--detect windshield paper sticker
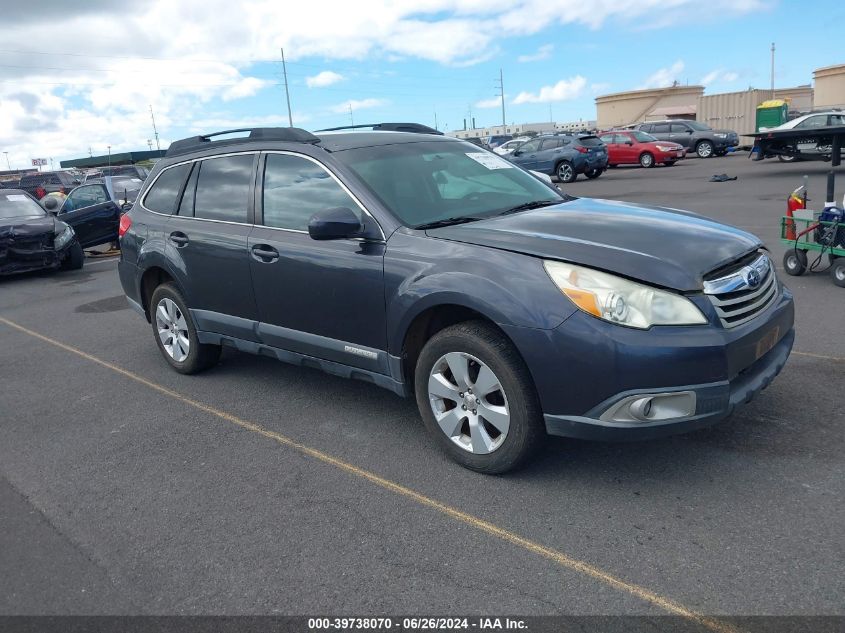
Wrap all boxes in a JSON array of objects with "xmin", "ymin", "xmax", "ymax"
[
  {"xmin": 5, "ymin": 195, "xmax": 28, "ymax": 201},
  {"xmin": 465, "ymin": 152, "xmax": 514, "ymax": 170}
]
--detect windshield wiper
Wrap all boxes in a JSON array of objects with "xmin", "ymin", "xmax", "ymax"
[
  {"xmin": 414, "ymin": 216, "xmax": 486, "ymax": 230},
  {"xmin": 495, "ymin": 199, "xmax": 560, "ymax": 216}
]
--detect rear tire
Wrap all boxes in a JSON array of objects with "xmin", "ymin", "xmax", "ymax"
[
  {"xmin": 414, "ymin": 321, "xmax": 544, "ymax": 474},
  {"xmin": 556, "ymin": 161, "xmax": 576, "ymax": 183},
  {"xmin": 778, "ymin": 155, "xmax": 797, "ymax": 163},
  {"xmin": 150, "ymin": 283, "xmax": 221, "ymax": 374},
  {"xmin": 696, "ymin": 140, "xmax": 714, "ymax": 158},
  {"xmin": 639, "ymin": 152, "xmax": 655, "ymax": 168},
  {"xmin": 832, "ymin": 261, "xmax": 845, "ymax": 288},
  {"xmin": 783, "ymin": 250, "xmax": 807, "ymax": 276},
  {"xmin": 61, "ymin": 241, "xmax": 84, "ymax": 270}
]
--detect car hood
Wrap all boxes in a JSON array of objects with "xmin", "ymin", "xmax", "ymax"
[
  {"xmin": 425, "ymin": 198, "xmax": 762, "ymax": 291},
  {"xmin": 0, "ymin": 215, "xmax": 61, "ymax": 241},
  {"xmin": 647, "ymin": 141, "xmax": 683, "ymax": 149}
]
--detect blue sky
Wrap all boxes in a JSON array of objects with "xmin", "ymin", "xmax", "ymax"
[{"xmin": 1, "ymin": 0, "xmax": 843, "ymax": 165}]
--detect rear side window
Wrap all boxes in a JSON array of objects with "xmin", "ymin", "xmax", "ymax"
[
  {"xmin": 639, "ymin": 124, "xmax": 652, "ymax": 133},
  {"xmin": 262, "ymin": 153, "xmax": 360, "ymax": 231},
  {"xmin": 651, "ymin": 123, "xmax": 670, "ymax": 133},
  {"xmin": 194, "ymin": 154, "xmax": 254, "ymax": 223},
  {"xmin": 670, "ymin": 123, "xmax": 689, "ymax": 133},
  {"xmin": 540, "ymin": 138, "xmax": 564, "ymax": 150},
  {"xmin": 143, "ymin": 163, "xmax": 191, "ymax": 214}
]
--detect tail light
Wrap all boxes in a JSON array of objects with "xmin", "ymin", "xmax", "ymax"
[
  {"xmin": 118, "ymin": 214, "xmax": 132, "ymax": 238},
  {"xmin": 574, "ymin": 146, "xmax": 588, "ymax": 154}
]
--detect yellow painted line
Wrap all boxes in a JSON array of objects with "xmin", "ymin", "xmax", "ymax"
[
  {"xmin": 792, "ymin": 350, "xmax": 844, "ymax": 362},
  {"xmin": 0, "ymin": 315, "xmax": 739, "ymax": 633}
]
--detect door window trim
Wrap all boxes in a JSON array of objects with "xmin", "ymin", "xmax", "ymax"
[
  {"xmin": 258, "ymin": 150, "xmax": 385, "ymax": 240},
  {"xmin": 139, "ymin": 151, "xmax": 258, "ymax": 227}
]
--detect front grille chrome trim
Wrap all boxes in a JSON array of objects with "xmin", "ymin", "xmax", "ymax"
[{"xmin": 704, "ymin": 253, "xmax": 780, "ymax": 328}]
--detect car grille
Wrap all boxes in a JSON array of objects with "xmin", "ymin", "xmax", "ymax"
[{"xmin": 703, "ymin": 252, "xmax": 779, "ymax": 328}]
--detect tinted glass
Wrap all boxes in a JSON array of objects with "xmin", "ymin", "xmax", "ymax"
[
  {"xmin": 177, "ymin": 163, "xmax": 199, "ymax": 216},
  {"xmin": 517, "ymin": 139, "xmax": 541, "ymax": 153},
  {"xmin": 651, "ymin": 123, "xmax": 670, "ymax": 133},
  {"xmin": 194, "ymin": 155, "xmax": 254, "ymax": 222},
  {"xmin": 540, "ymin": 138, "xmax": 563, "ymax": 150},
  {"xmin": 670, "ymin": 123, "xmax": 689, "ymax": 133},
  {"xmin": 262, "ymin": 154, "xmax": 359, "ymax": 231},
  {"xmin": 64, "ymin": 185, "xmax": 108, "ymax": 212},
  {"xmin": 577, "ymin": 136, "xmax": 603, "ymax": 147},
  {"xmin": 632, "ymin": 131, "xmax": 657, "ymax": 142},
  {"xmin": 335, "ymin": 140, "xmax": 563, "ymax": 227},
  {"xmin": 0, "ymin": 192, "xmax": 45, "ymax": 219},
  {"xmin": 143, "ymin": 163, "xmax": 191, "ymax": 214}
]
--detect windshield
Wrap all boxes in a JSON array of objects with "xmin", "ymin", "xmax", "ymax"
[
  {"xmin": 110, "ymin": 177, "xmax": 144, "ymax": 200},
  {"xmin": 0, "ymin": 192, "xmax": 46, "ymax": 220},
  {"xmin": 631, "ymin": 131, "xmax": 657, "ymax": 142},
  {"xmin": 335, "ymin": 140, "xmax": 564, "ymax": 227},
  {"xmin": 686, "ymin": 121, "xmax": 711, "ymax": 131}
]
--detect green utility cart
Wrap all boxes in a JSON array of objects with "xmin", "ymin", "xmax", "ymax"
[{"xmin": 781, "ymin": 215, "xmax": 845, "ymax": 286}]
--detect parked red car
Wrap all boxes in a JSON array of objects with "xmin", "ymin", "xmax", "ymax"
[{"xmin": 599, "ymin": 130, "xmax": 685, "ymax": 168}]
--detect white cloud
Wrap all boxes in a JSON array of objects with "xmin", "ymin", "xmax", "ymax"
[
  {"xmin": 517, "ymin": 44, "xmax": 553, "ymax": 63},
  {"xmin": 476, "ymin": 96, "xmax": 504, "ymax": 108},
  {"xmin": 306, "ymin": 71, "xmax": 344, "ymax": 88},
  {"xmin": 512, "ymin": 76, "xmax": 587, "ymax": 104},
  {"xmin": 0, "ymin": 1, "xmax": 769, "ymax": 165},
  {"xmin": 700, "ymin": 69, "xmax": 740, "ymax": 85},
  {"xmin": 329, "ymin": 98, "xmax": 389, "ymax": 114},
  {"xmin": 638, "ymin": 60, "xmax": 685, "ymax": 89}
]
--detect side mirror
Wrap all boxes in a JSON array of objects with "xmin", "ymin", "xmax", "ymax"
[
  {"xmin": 625, "ymin": 141, "xmax": 633, "ymax": 146},
  {"xmin": 308, "ymin": 207, "xmax": 363, "ymax": 241},
  {"xmin": 42, "ymin": 196, "xmax": 59, "ymax": 213},
  {"xmin": 686, "ymin": 129, "xmax": 693, "ymax": 134},
  {"xmin": 512, "ymin": 150, "xmax": 523, "ymax": 156}
]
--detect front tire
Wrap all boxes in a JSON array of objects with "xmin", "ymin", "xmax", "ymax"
[
  {"xmin": 61, "ymin": 241, "xmax": 84, "ymax": 270},
  {"xmin": 639, "ymin": 152, "xmax": 655, "ymax": 168},
  {"xmin": 414, "ymin": 321, "xmax": 544, "ymax": 474},
  {"xmin": 150, "ymin": 283, "xmax": 221, "ymax": 374},
  {"xmin": 556, "ymin": 161, "xmax": 576, "ymax": 183},
  {"xmin": 783, "ymin": 250, "xmax": 807, "ymax": 276},
  {"xmin": 696, "ymin": 140, "xmax": 714, "ymax": 158}
]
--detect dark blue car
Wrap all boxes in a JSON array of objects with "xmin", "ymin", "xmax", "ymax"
[
  {"xmin": 507, "ymin": 133, "xmax": 608, "ymax": 183},
  {"xmin": 118, "ymin": 125, "xmax": 793, "ymax": 473}
]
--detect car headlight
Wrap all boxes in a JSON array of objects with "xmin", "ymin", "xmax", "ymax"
[
  {"xmin": 655, "ymin": 145, "xmax": 676, "ymax": 152},
  {"xmin": 543, "ymin": 260, "xmax": 707, "ymax": 329},
  {"xmin": 714, "ymin": 133, "xmax": 728, "ymax": 138},
  {"xmin": 54, "ymin": 225, "xmax": 75, "ymax": 249}
]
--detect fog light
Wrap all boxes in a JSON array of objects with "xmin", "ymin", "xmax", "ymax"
[
  {"xmin": 629, "ymin": 397, "xmax": 654, "ymax": 421},
  {"xmin": 599, "ymin": 391, "xmax": 696, "ymax": 424}
]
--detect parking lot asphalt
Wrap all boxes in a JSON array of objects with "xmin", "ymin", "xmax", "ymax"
[{"xmin": 0, "ymin": 154, "xmax": 843, "ymax": 625}]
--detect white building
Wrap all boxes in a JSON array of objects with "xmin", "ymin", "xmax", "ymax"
[{"xmin": 448, "ymin": 120, "xmax": 597, "ymax": 139}]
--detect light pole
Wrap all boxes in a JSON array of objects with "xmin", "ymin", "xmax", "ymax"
[
  {"xmin": 147, "ymin": 139, "xmax": 153, "ymax": 150},
  {"xmin": 107, "ymin": 145, "xmax": 111, "ymax": 170},
  {"xmin": 2, "ymin": 152, "xmax": 9, "ymax": 171}
]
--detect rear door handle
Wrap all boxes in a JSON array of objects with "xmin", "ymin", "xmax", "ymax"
[
  {"xmin": 251, "ymin": 244, "xmax": 279, "ymax": 263},
  {"xmin": 169, "ymin": 231, "xmax": 189, "ymax": 247}
]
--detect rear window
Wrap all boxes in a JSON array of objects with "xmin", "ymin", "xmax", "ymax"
[
  {"xmin": 143, "ymin": 163, "xmax": 191, "ymax": 214},
  {"xmin": 193, "ymin": 154, "xmax": 254, "ymax": 223},
  {"xmin": 577, "ymin": 136, "xmax": 604, "ymax": 147}
]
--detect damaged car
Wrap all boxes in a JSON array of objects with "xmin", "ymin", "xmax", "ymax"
[{"xmin": 0, "ymin": 189, "xmax": 84, "ymax": 276}]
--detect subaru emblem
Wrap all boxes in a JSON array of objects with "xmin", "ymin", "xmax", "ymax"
[{"xmin": 743, "ymin": 266, "xmax": 761, "ymax": 289}]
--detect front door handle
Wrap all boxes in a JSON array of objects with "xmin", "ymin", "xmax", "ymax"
[
  {"xmin": 251, "ymin": 244, "xmax": 279, "ymax": 263},
  {"xmin": 169, "ymin": 231, "xmax": 189, "ymax": 247}
]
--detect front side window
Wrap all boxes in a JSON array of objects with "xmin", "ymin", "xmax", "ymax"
[
  {"xmin": 670, "ymin": 123, "xmax": 689, "ymax": 133},
  {"xmin": 599, "ymin": 134, "xmax": 615, "ymax": 144},
  {"xmin": 794, "ymin": 115, "xmax": 826, "ymax": 129},
  {"xmin": 262, "ymin": 154, "xmax": 360, "ymax": 231},
  {"xmin": 143, "ymin": 163, "xmax": 191, "ymax": 214},
  {"xmin": 517, "ymin": 139, "xmax": 541, "ymax": 153},
  {"xmin": 335, "ymin": 140, "xmax": 564, "ymax": 227},
  {"xmin": 63, "ymin": 184, "xmax": 108, "ymax": 212},
  {"xmin": 194, "ymin": 154, "xmax": 254, "ymax": 223}
]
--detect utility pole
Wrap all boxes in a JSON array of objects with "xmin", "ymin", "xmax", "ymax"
[
  {"xmin": 496, "ymin": 68, "xmax": 506, "ymax": 128},
  {"xmin": 770, "ymin": 42, "xmax": 776, "ymax": 99},
  {"xmin": 149, "ymin": 105, "xmax": 160, "ymax": 151},
  {"xmin": 348, "ymin": 103, "xmax": 354, "ymax": 126},
  {"xmin": 281, "ymin": 48, "xmax": 293, "ymax": 127},
  {"xmin": 88, "ymin": 146, "xmax": 92, "ymax": 157},
  {"xmin": 434, "ymin": 111, "xmax": 438, "ymax": 131},
  {"xmin": 3, "ymin": 152, "xmax": 9, "ymax": 170},
  {"xmin": 107, "ymin": 145, "xmax": 111, "ymax": 169}
]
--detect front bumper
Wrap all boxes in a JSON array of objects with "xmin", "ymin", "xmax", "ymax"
[
  {"xmin": 501, "ymin": 286, "xmax": 794, "ymax": 441},
  {"xmin": 0, "ymin": 236, "xmax": 76, "ymax": 276}
]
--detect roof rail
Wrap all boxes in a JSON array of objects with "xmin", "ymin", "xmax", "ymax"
[
  {"xmin": 315, "ymin": 122, "xmax": 444, "ymax": 136},
  {"xmin": 165, "ymin": 127, "xmax": 320, "ymax": 157}
]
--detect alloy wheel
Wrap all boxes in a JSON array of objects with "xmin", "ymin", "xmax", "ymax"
[
  {"xmin": 155, "ymin": 297, "xmax": 190, "ymax": 362},
  {"xmin": 557, "ymin": 162, "xmax": 573, "ymax": 182},
  {"xmin": 427, "ymin": 352, "xmax": 510, "ymax": 454},
  {"xmin": 697, "ymin": 142, "xmax": 713, "ymax": 158}
]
